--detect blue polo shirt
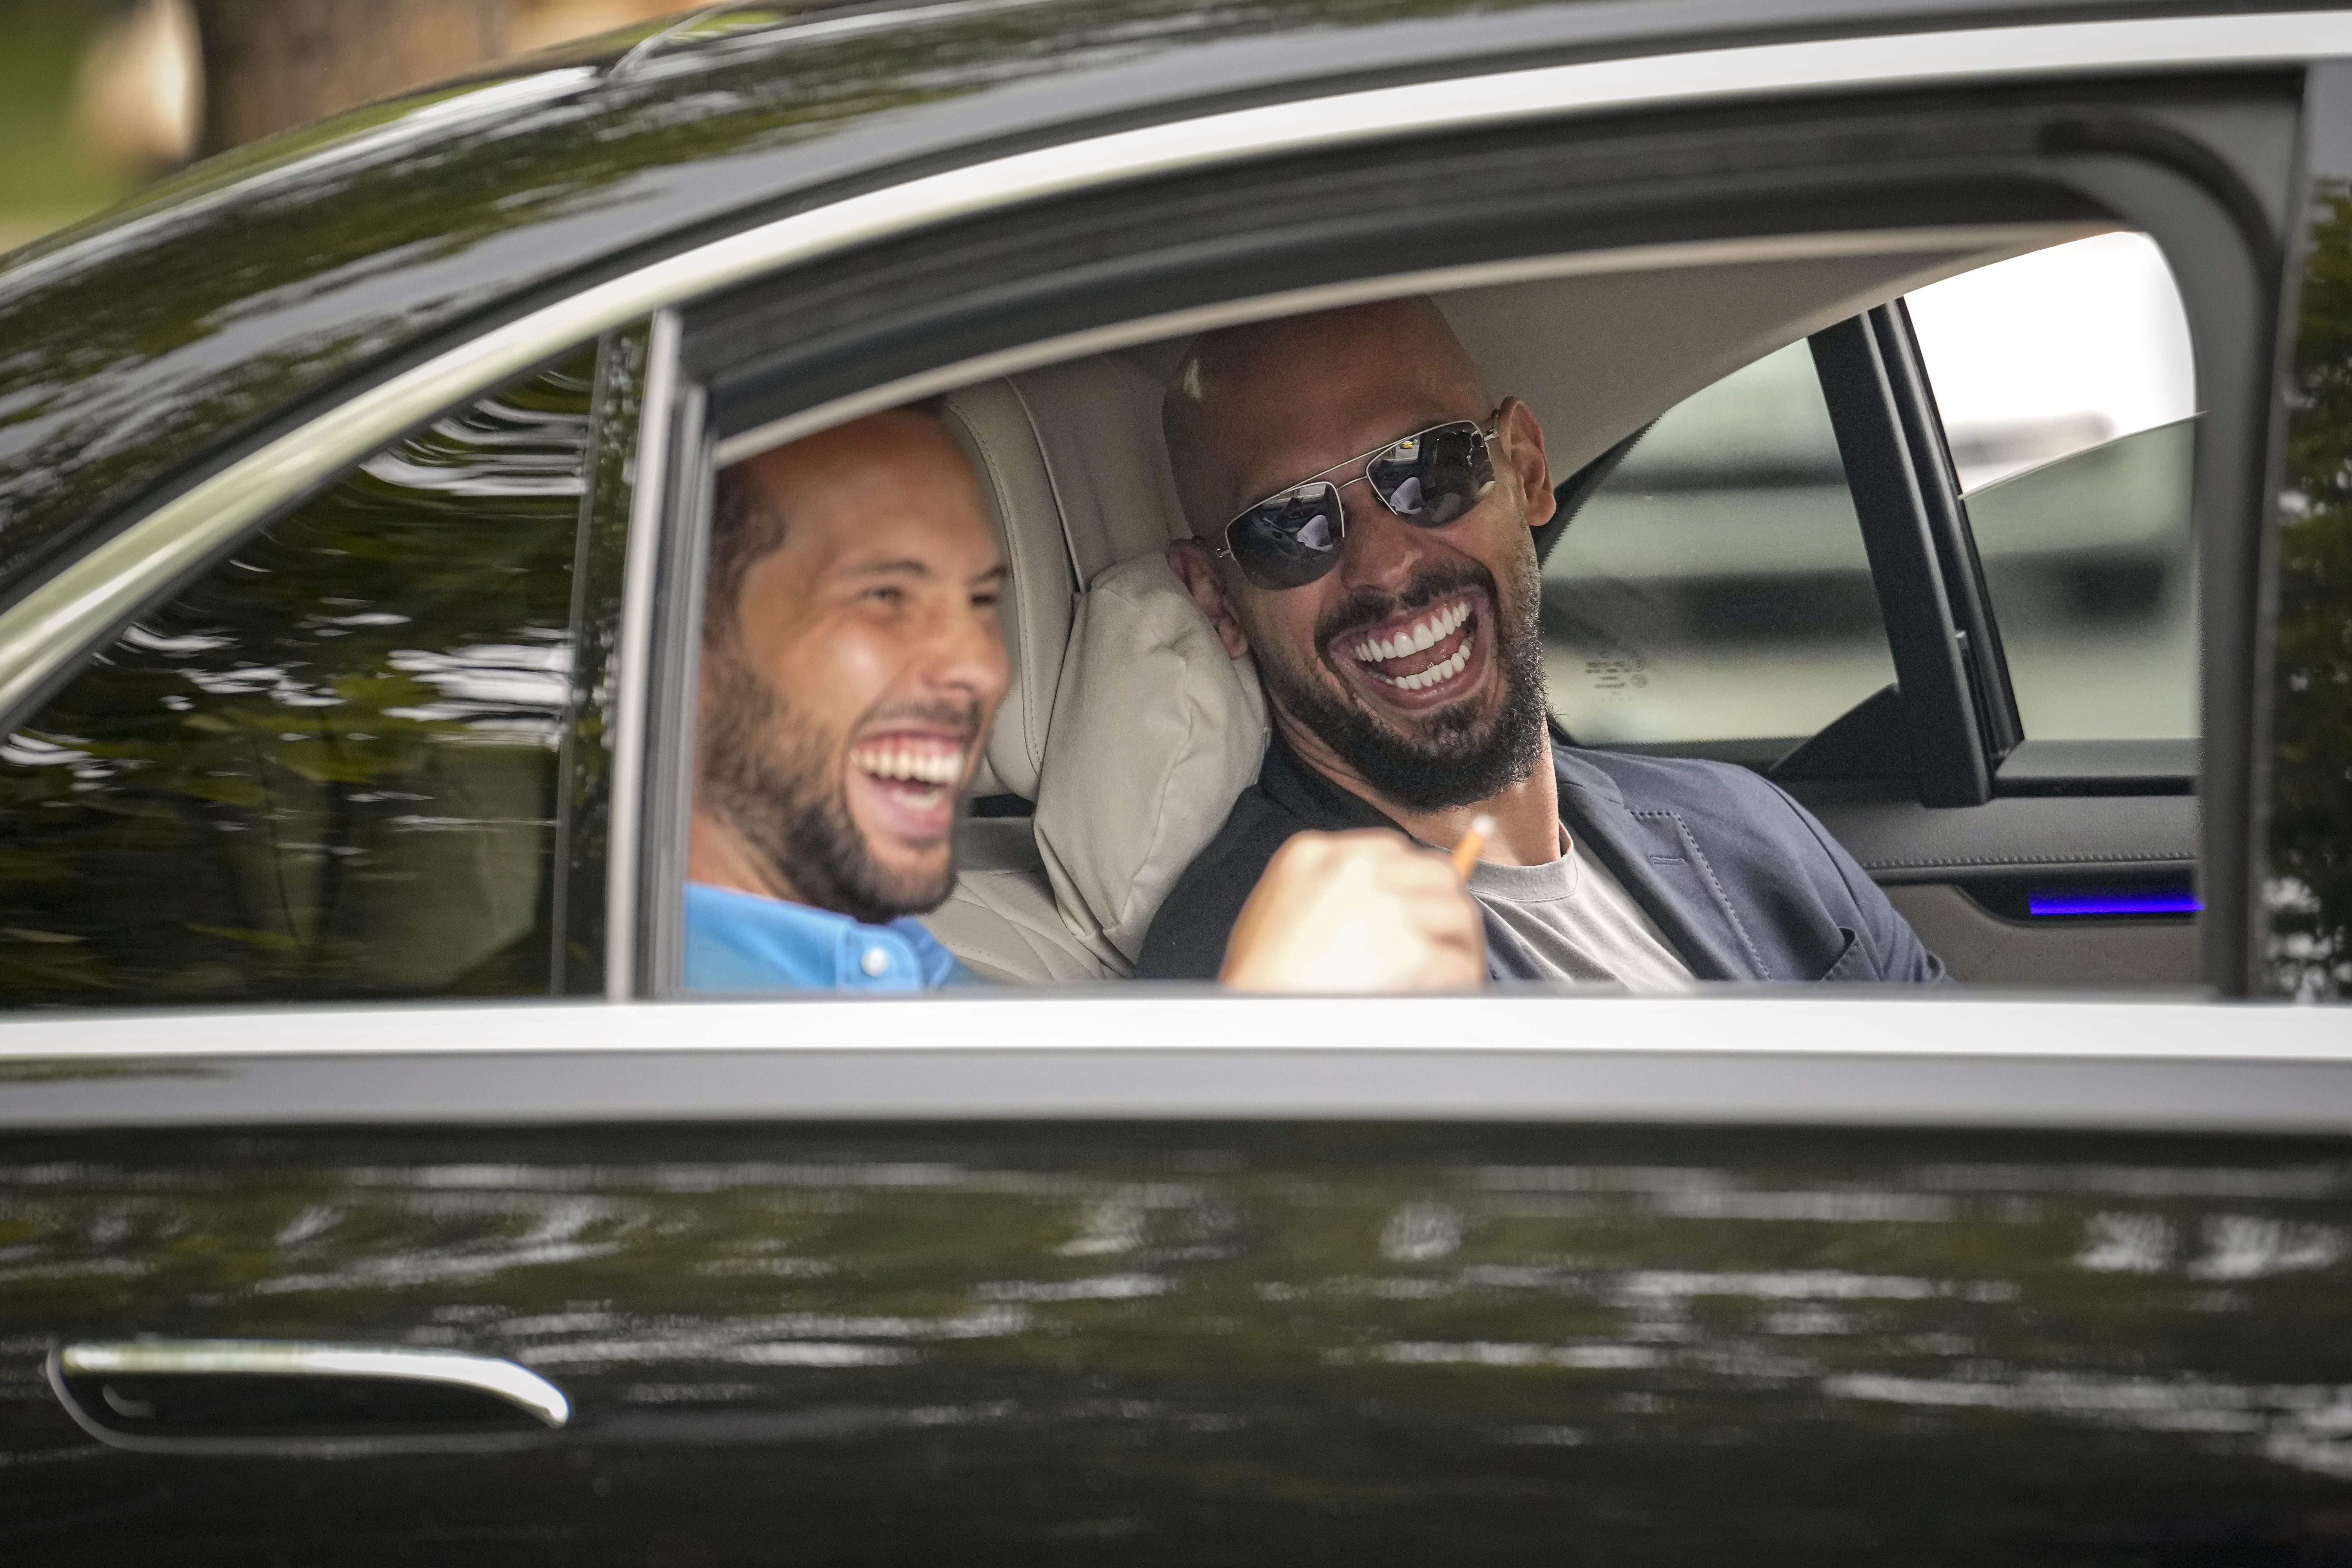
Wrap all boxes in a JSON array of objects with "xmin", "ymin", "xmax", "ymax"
[{"xmin": 684, "ymin": 883, "xmax": 972, "ymax": 993}]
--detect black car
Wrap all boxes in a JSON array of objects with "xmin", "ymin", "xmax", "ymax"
[{"xmin": 0, "ymin": 0, "xmax": 2347, "ymax": 1560}]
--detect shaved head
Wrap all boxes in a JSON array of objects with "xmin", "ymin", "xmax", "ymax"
[
  {"xmin": 1164, "ymin": 298, "xmax": 1490, "ymax": 536},
  {"xmin": 1159, "ymin": 295, "xmax": 1556, "ymax": 821}
]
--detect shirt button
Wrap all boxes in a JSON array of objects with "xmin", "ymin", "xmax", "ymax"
[{"xmin": 861, "ymin": 947, "xmax": 889, "ymax": 978}]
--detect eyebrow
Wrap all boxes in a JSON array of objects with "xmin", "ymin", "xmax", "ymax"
[{"xmin": 838, "ymin": 559, "xmax": 1009, "ymax": 586}]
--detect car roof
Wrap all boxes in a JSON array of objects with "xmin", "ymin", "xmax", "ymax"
[{"xmin": 0, "ymin": 0, "xmax": 2270, "ymax": 597}]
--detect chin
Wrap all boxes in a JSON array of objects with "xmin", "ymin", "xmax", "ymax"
[{"xmin": 867, "ymin": 848, "xmax": 959, "ymax": 918}]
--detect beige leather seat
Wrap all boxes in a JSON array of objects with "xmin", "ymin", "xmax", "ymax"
[{"xmin": 918, "ymin": 354, "xmax": 1267, "ymax": 982}]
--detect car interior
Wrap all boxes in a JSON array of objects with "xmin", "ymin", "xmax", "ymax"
[{"xmin": 700, "ymin": 223, "xmax": 2205, "ymax": 990}]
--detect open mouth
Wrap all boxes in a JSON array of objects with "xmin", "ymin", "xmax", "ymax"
[
  {"xmin": 846, "ymin": 733, "xmax": 970, "ymax": 838},
  {"xmin": 1336, "ymin": 592, "xmax": 1485, "ymax": 706}
]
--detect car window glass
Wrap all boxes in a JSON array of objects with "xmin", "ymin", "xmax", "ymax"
[
  {"xmin": 1906, "ymin": 233, "xmax": 2199, "ymax": 740},
  {"xmin": 0, "ymin": 348, "xmax": 599, "ymax": 1007},
  {"xmin": 1542, "ymin": 340, "xmax": 1896, "ymax": 755}
]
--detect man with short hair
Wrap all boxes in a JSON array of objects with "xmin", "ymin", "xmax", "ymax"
[
  {"xmin": 688, "ymin": 405, "xmax": 1488, "ymax": 992},
  {"xmin": 1142, "ymin": 299, "xmax": 1944, "ymax": 985}
]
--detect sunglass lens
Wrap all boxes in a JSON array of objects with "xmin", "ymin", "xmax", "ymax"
[
  {"xmin": 1229, "ymin": 484, "xmax": 1345, "ymax": 589},
  {"xmin": 1367, "ymin": 423, "xmax": 1494, "ymax": 525}
]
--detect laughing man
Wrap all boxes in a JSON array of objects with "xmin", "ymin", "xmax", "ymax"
[
  {"xmin": 686, "ymin": 407, "xmax": 1488, "ymax": 993},
  {"xmin": 1141, "ymin": 299, "xmax": 1945, "ymax": 986}
]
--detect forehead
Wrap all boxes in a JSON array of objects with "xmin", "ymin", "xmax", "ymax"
[
  {"xmin": 1195, "ymin": 333, "xmax": 1485, "ymax": 523},
  {"xmin": 1221, "ymin": 387, "xmax": 1471, "ymax": 520},
  {"xmin": 752, "ymin": 419, "xmax": 998, "ymax": 569}
]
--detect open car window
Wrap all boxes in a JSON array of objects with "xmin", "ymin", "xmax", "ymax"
[
  {"xmin": 674, "ymin": 226, "xmax": 2214, "ymax": 996},
  {"xmin": 1907, "ymin": 233, "xmax": 2199, "ymax": 744}
]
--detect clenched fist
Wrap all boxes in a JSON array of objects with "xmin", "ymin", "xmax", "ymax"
[{"xmin": 1218, "ymin": 829, "xmax": 1486, "ymax": 992}]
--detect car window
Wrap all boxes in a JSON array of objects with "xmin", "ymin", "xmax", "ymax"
[
  {"xmin": 1906, "ymin": 233, "xmax": 2199, "ymax": 741},
  {"xmin": 0, "ymin": 348, "xmax": 600, "ymax": 1007},
  {"xmin": 1541, "ymin": 340, "xmax": 1896, "ymax": 755}
]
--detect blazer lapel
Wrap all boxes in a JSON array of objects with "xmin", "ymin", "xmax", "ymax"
[{"xmin": 1554, "ymin": 747, "xmax": 1761, "ymax": 982}]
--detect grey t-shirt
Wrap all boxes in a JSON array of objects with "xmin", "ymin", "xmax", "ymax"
[{"xmin": 1465, "ymin": 834, "xmax": 1695, "ymax": 990}]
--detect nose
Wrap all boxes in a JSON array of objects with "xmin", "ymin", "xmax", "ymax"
[
  {"xmin": 916, "ymin": 590, "xmax": 1009, "ymax": 711},
  {"xmin": 1334, "ymin": 479, "xmax": 1445, "ymax": 594}
]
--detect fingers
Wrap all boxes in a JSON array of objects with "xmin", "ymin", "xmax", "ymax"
[{"xmin": 1219, "ymin": 829, "xmax": 1486, "ymax": 993}]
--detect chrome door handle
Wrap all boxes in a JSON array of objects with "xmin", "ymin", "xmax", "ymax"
[{"xmin": 48, "ymin": 1339, "xmax": 570, "ymax": 1454}]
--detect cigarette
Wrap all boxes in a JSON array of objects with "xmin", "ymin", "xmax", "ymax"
[{"xmin": 1450, "ymin": 814, "xmax": 1495, "ymax": 878}]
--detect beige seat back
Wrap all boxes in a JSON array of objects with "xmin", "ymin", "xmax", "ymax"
[{"xmin": 924, "ymin": 353, "xmax": 1256, "ymax": 981}]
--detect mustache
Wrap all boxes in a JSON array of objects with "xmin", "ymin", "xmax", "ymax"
[
  {"xmin": 1314, "ymin": 561, "xmax": 1497, "ymax": 651},
  {"xmin": 851, "ymin": 695, "xmax": 985, "ymax": 743}
]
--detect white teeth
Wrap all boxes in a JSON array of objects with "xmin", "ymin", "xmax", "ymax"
[
  {"xmin": 1350, "ymin": 600, "xmax": 1471, "ymax": 666},
  {"xmin": 852, "ymin": 744, "xmax": 965, "ymax": 785},
  {"xmin": 1374, "ymin": 640, "xmax": 1472, "ymax": 692}
]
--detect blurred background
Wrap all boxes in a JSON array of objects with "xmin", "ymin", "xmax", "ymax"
[
  {"xmin": 0, "ymin": 0, "xmax": 686, "ymax": 252},
  {"xmin": 1541, "ymin": 232, "xmax": 2201, "ymax": 753}
]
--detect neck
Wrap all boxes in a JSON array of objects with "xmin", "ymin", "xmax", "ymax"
[
  {"xmin": 687, "ymin": 811, "xmax": 810, "ymax": 904},
  {"xmin": 1269, "ymin": 704, "xmax": 1561, "ymax": 867}
]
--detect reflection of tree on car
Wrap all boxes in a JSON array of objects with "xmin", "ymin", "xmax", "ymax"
[{"xmin": 2271, "ymin": 180, "xmax": 2352, "ymax": 1001}]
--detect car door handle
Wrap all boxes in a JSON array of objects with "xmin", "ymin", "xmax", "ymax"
[{"xmin": 47, "ymin": 1339, "xmax": 570, "ymax": 1454}]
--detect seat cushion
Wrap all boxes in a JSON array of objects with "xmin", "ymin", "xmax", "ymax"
[
  {"xmin": 1033, "ymin": 551, "xmax": 1267, "ymax": 971},
  {"xmin": 920, "ymin": 818, "xmax": 1112, "ymax": 984}
]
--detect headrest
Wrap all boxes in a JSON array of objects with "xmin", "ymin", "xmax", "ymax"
[
  {"xmin": 938, "ymin": 356, "xmax": 1191, "ymax": 799},
  {"xmin": 1033, "ymin": 551, "xmax": 1267, "ymax": 970}
]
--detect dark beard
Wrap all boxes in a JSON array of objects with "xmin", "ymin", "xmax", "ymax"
[
  {"xmin": 697, "ymin": 648, "xmax": 960, "ymax": 925},
  {"xmin": 1253, "ymin": 551, "xmax": 1550, "ymax": 814}
]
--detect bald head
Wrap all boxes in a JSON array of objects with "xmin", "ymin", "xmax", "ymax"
[{"xmin": 1163, "ymin": 298, "xmax": 1490, "ymax": 535}]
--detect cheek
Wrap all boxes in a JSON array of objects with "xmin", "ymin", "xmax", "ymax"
[
  {"xmin": 760, "ymin": 619, "xmax": 899, "ymax": 741},
  {"xmin": 1235, "ymin": 592, "xmax": 1324, "ymax": 671}
]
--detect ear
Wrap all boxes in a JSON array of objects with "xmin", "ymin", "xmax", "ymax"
[
  {"xmin": 1495, "ymin": 397, "xmax": 1555, "ymax": 531},
  {"xmin": 1167, "ymin": 538, "xmax": 1252, "ymax": 659}
]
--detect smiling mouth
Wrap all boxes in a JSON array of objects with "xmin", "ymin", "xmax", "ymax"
[
  {"xmin": 1341, "ymin": 594, "xmax": 1478, "ymax": 695},
  {"xmin": 847, "ymin": 737, "xmax": 969, "ymax": 817}
]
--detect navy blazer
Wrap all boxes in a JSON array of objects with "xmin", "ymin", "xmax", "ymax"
[{"xmin": 1135, "ymin": 736, "xmax": 1947, "ymax": 984}]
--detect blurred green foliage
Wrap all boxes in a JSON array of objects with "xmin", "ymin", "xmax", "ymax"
[
  {"xmin": 2272, "ymin": 182, "xmax": 2352, "ymax": 1000},
  {"xmin": 0, "ymin": 0, "xmax": 140, "ymax": 237},
  {"xmin": 0, "ymin": 348, "xmax": 598, "ymax": 1005}
]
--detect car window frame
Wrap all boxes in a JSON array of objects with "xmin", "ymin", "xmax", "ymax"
[{"xmin": 631, "ymin": 74, "xmax": 2300, "ymax": 1001}]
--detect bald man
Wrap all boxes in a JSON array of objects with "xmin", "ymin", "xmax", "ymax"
[
  {"xmin": 688, "ymin": 406, "xmax": 1487, "ymax": 993},
  {"xmin": 1141, "ymin": 300, "xmax": 1944, "ymax": 986}
]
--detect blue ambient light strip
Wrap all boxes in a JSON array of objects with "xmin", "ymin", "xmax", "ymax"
[{"xmin": 2029, "ymin": 888, "xmax": 2201, "ymax": 917}]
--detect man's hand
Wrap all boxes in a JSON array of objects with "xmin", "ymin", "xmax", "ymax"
[{"xmin": 1219, "ymin": 829, "xmax": 1486, "ymax": 992}]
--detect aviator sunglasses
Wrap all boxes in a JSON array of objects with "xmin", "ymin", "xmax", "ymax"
[{"xmin": 1214, "ymin": 413, "xmax": 1501, "ymax": 590}]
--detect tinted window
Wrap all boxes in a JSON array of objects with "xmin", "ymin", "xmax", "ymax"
[
  {"xmin": 1907, "ymin": 234, "xmax": 2199, "ymax": 741},
  {"xmin": 0, "ymin": 350, "xmax": 598, "ymax": 1006},
  {"xmin": 1542, "ymin": 341, "xmax": 1895, "ymax": 753}
]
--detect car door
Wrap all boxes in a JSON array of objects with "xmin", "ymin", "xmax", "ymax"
[{"xmin": 2, "ymin": 12, "xmax": 2348, "ymax": 1566}]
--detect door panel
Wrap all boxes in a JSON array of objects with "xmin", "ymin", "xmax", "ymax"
[
  {"xmin": 5, "ymin": 1123, "xmax": 2348, "ymax": 1563},
  {"xmin": 1882, "ymin": 884, "xmax": 2199, "ymax": 985}
]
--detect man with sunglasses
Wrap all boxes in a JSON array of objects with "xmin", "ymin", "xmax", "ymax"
[{"xmin": 1142, "ymin": 298, "xmax": 1944, "ymax": 987}]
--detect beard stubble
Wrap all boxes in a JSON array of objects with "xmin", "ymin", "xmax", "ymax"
[
  {"xmin": 1249, "ymin": 534, "xmax": 1552, "ymax": 815},
  {"xmin": 697, "ymin": 648, "xmax": 963, "ymax": 926}
]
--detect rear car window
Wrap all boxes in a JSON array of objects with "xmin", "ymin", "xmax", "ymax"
[
  {"xmin": 1906, "ymin": 232, "xmax": 2199, "ymax": 741},
  {"xmin": 0, "ymin": 349, "xmax": 600, "ymax": 1005},
  {"xmin": 1541, "ymin": 340, "xmax": 1896, "ymax": 753}
]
